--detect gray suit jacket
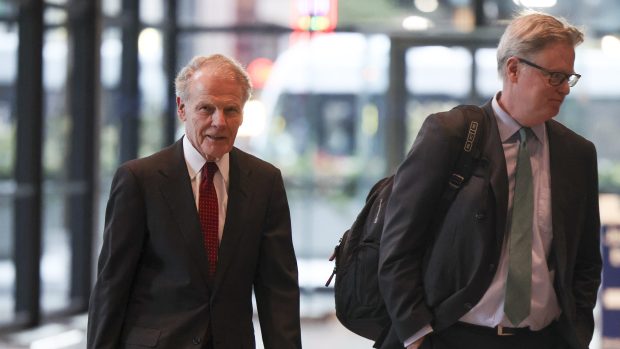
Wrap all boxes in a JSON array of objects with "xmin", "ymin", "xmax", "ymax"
[
  {"xmin": 87, "ymin": 140, "xmax": 301, "ymax": 349},
  {"xmin": 378, "ymin": 101, "xmax": 601, "ymax": 349}
]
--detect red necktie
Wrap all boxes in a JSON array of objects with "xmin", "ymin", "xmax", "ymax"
[{"xmin": 199, "ymin": 162, "xmax": 219, "ymax": 279}]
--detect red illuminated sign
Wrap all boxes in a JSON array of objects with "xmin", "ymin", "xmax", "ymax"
[{"xmin": 291, "ymin": 0, "xmax": 338, "ymax": 32}]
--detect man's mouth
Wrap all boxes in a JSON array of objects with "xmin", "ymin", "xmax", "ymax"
[{"xmin": 206, "ymin": 135, "xmax": 225, "ymax": 141}]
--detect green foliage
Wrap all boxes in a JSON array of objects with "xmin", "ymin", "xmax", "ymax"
[
  {"xmin": 337, "ymin": 0, "xmax": 404, "ymax": 29},
  {"xmin": 43, "ymin": 114, "xmax": 70, "ymax": 179},
  {"xmin": 99, "ymin": 123, "xmax": 120, "ymax": 177},
  {"xmin": 0, "ymin": 120, "xmax": 14, "ymax": 179},
  {"xmin": 600, "ymin": 161, "xmax": 620, "ymax": 194},
  {"xmin": 138, "ymin": 108, "xmax": 165, "ymax": 159}
]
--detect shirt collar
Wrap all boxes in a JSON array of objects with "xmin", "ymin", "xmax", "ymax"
[
  {"xmin": 182, "ymin": 136, "xmax": 230, "ymax": 185},
  {"xmin": 492, "ymin": 92, "xmax": 545, "ymax": 143}
]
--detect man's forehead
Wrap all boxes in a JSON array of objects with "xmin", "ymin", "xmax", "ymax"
[
  {"xmin": 189, "ymin": 69, "xmax": 239, "ymax": 93},
  {"xmin": 192, "ymin": 67, "xmax": 236, "ymax": 82}
]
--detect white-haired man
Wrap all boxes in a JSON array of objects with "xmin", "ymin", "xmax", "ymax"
[{"xmin": 88, "ymin": 54, "xmax": 302, "ymax": 349}]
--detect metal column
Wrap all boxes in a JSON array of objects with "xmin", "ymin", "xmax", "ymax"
[
  {"xmin": 385, "ymin": 38, "xmax": 408, "ymax": 173},
  {"xmin": 164, "ymin": 0, "xmax": 178, "ymax": 146},
  {"xmin": 119, "ymin": 0, "xmax": 140, "ymax": 162},
  {"xmin": 67, "ymin": 0, "xmax": 101, "ymax": 312},
  {"xmin": 14, "ymin": 0, "xmax": 44, "ymax": 327}
]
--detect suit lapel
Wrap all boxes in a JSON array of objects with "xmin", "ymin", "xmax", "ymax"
[
  {"xmin": 212, "ymin": 148, "xmax": 251, "ymax": 295},
  {"xmin": 158, "ymin": 140, "xmax": 212, "ymax": 289},
  {"xmin": 547, "ymin": 120, "xmax": 569, "ymax": 279},
  {"xmin": 481, "ymin": 102, "xmax": 509, "ymax": 248}
]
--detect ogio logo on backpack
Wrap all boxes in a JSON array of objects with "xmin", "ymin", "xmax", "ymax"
[{"xmin": 464, "ymin": 121, "xmax": 479, "ymax": 152}]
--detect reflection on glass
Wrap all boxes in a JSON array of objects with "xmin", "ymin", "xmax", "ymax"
[
  {"xmin": 406, "ymin": 46, "xmax": 471, "ymax": 97},
  {"xmin": 138, "ymin": 28, "xmax": 165, "ymax": 158},
  {"xmin": 0, "ymin": 23, "xmax": 16, "ymax": 327},
  {"xmin": 44, "ymin": 7, "xmax": 67, "ymax": 26},
  {"xmin": 0, "ymin": 193, "xmax": 15, "ymax": 325},
  {"xmin": 41, "ymin": 28, "xmax": 71, "ymax": 315},
  {"xmin": 102, "ymin": 0, "xmax": 121, "ymax": 17},
  {"xmin": 140, "ymin": 0, "xmax": 163, "ymax": 24}
]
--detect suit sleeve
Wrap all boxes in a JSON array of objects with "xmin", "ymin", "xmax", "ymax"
[
  {"xmin": 572, "ymin": 142, "xmax": 602, "ymax": 348},
  {"xmin": 87, "ymin": 165, "xmax": 147, "ymax": 349},
  {"xmin": 254, "ymin": 169, "xmax": 302, "ymax": 349},
  {"xmin": 378, "ymin": 114, "xmax": 464, "ymax": 343}
]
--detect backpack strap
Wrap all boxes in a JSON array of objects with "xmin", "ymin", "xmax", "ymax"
[{"xmin": 437, "ymin": 105, "xmax": 486, "ymax": 209}]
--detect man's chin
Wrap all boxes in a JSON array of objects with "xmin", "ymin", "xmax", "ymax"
[
  {"xmin": 547, "ymin": 108, "xmax": 561, "ymax": 120},
  {"xmin": 201, "ymin": 146, "xmax": 231, "ymax": 161}
]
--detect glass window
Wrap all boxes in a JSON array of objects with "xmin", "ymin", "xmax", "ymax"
[
  {"xmin": 406, "ymin": 46, "xmax": 472, "ymax": 97},
  {"xmin": 177, "ymin": 32, "xmax": 241, "ymax": 67},
  {"xmin": 177, "ymin": 0, "xmax": 238, "ymax": 27},
  {"xmin": 102, "ymin": 0, "xmax": 121, "ymax": 17},
  {"xmin": 138, "ymin": 27, "xmax": 165, "ymax": 158},
  {"xmin": 43, "ymin": 6, "xmax": 67, "ymax": 26},
  {"xmin": 101, "ymin": 28, "xmax": 122, "ymax": 89},
  {"xmin": 41, "ymin": 27, "xmax": 71, "ymax": 314},
  {"xmin": 475, "ymin": 47, "xmax": 501, "ymax": 98},
  {"xmin": 140, "ymin": 0, "xmax": 163, "ymax": 25},
  {"xmin": 100, "ymin": 27, "xmax": 122, "ymax": 181},
  {"xmin": 405, "ymin": 46, "xmax": 472, "ymax": 147},
  {"xmin": 0, "ymin": 2, "xmax": 17, "ymax": 18}
]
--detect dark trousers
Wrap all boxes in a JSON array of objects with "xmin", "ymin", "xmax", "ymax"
[{"xmin": 422, "ymin": 322, "xmax": 565, "ymax": 349}]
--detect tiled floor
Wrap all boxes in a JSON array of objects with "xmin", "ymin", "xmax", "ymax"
[
  {"xmin": 0, "ymin": 314, "xmax": 373, "ymax": 349},
  {"xmin": 0, "ymin": 313, "xmax": 610, "ymax": 349},
  {"xmin": 0, "ymin": 294, "xmax": 607, "ymax": 349}
]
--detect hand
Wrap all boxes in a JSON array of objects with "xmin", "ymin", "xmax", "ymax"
[{"xmin": 406, "ymin": 336, "xmax": 425, "ymax": 349}]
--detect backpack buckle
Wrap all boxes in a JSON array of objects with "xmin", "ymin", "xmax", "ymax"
[{"xmin": 448, "ymin": 173, "xmax": 465, "ymax": 189}]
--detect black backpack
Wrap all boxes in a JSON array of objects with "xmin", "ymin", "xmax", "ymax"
[{"xmin": 325, "ymin": 105, "xmax": 487, "ymax": 345}]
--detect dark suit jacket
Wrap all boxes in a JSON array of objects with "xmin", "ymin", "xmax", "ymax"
[
  {"xmin": 87, "ymin": 140, "xmax": 301, "ymax": 349},
  {"xmin": 378, "ymin": 101, "xmax": 601, "ymax": 349}
]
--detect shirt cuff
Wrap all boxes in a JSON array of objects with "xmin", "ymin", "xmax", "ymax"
[{"xmin": 403, "ymin": 324, "xmax": 433, "ymax": 348}]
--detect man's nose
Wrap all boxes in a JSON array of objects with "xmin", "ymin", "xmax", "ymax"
[
  {"xmin": 211, "ymin": 110, "xmax": 225, "ymax": 126},
  {"xmin": 558, "ymin": 79, "xmax": 571, "ymax": 95}
]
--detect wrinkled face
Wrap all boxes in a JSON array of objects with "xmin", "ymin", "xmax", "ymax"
[
  {"xmin": 504, "ymin": 42, "xmax": 575, "ymax": 126},
  {"xmin": 177, "ymin": 68, "xmax": 245, "ymax": 161}
]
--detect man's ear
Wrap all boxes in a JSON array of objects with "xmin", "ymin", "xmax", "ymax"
[
  {"xmin": 505, "ymin": 57, "xmax": 520, "ymax": 83},
  {"xmin": 176, "ymin": 96, "xmax": 186, "ymax": 121}
]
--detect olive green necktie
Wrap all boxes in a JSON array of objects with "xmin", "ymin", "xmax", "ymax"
[{"xmin": 504, "ymin": 127, "xmax": 533, "ymax": 326}]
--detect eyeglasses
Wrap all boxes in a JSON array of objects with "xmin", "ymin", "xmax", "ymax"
[{"xmin": 517, "ymin": 57, "xmax": 581, "ymax": 87}]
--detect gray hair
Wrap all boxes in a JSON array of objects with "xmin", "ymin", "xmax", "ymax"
[
  {"xmin": 174, "ymin": 54, "xmax": 253, "ymax": 102},
  {"xmin": 497, "ymin": 11, "xmax": 584, "ymax": 78}
]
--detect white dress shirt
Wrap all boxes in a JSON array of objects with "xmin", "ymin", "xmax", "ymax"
[
  {"xmin": 458, "ymin": 93, "xmax": 561, "ymax": 329},
  {"xmin": 182, "ymin": 136, "xmax": 229, "ymax": 242}
]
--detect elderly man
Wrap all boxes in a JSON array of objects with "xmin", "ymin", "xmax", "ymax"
[
  {"xmin": 379, "ymin": 11, "xmax": 601, "ymax": 349},
  {"xmin": 88, "ymin": 54, "xmax": 302, "ymax": 349}
]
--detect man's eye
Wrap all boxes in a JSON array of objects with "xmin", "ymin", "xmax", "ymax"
[{"xmin": 550, "ymin": 73, "xmax": 566, "ymax": 83}]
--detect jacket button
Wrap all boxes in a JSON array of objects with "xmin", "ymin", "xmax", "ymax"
[
  {"xmin": 489, "ymin": 263, "xmax": 496, "ymax": 272},
  {"xmin": 192, "ymin": 337, "xmax": 202, "ymax": 345},
  {"xmin": 475, "ymin": 211, "xmax": 486, "ymax": 220},
  {"xmin": 464, "ymin": 302, "xmax": 473, "ymax": 310}
]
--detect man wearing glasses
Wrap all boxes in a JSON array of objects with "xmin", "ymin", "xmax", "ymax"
[{"xmin": 378, "ymin": 11, "xmax": 601, "ymax": 349}]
